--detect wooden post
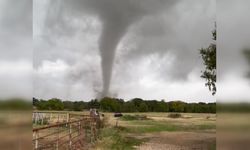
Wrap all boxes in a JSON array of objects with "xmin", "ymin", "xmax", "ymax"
[
  {"xmin": 50, "ymin": 113, "xmax": 52, "ymax": 122},
  {"xmin": 90, "ymin": 120, "xmax": 97, "ymax": 142},
  {"xmin": 66, "ymin": 113, "xmax": 70, "ymax": 127},
  {"xmin": 91, "ymin": 123, "xmax": 93, "ymax": 143},
  {"xmin": 32, "ymin": 113, "xmax": 34, "ymax": 123},
  {"xmin": 57, "ymin": 114, "xmax": 59, "ymax": 123},
  {"xmin": 35, "ymin": 113, "xmax": 38, "ymax": 124},
  {"xmin": 68, "ymin": 113, "xmax": 70, "ymax": 122},
  {"xmin": 69, "ymin": 124, "xmax": 72, "ymax": 148},
  {"xmin": 41, "ymin": 114, "xmax": 44, "ymax": 125},
  {"xmin": 78, "ymin": 121, "xmax": 81, "ymax": 136},
  {"xmin": 56, "ymin": 125, "xmax": 59, "ymax": 150},
  {"xmin": 35, "ymin": 131, "xmax": 38, "ymax": 149},
  {"xmin": 85, "ymin": 119, "xmax": 88, "ymax": 142},
  {"xmin": 116, "ymin": 119, "xmax": 118, "ymax": 127},
  {"xmin": 94, "ymin": 122, "xmax": 97, "ymax": 140}
]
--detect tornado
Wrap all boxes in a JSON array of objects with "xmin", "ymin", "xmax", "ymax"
[{"xmin": 99, "ymin": 17, "xmax": 130, "ymax": 98}]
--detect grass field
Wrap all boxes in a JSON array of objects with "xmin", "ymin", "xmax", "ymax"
[{"xmin": 93, "ymin": 112, "xmax": 216, "ymax": 150}]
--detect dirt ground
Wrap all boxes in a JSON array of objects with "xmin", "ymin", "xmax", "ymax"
[{"xmin": 135, "ymin": 131, "xmax": 215, "ymax": 150}]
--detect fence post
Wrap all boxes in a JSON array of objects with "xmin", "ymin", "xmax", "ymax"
[
  {"xmin": 66, "ymin": 113, "xmax": 70, "ymax": 127},
  {"xmin": 32, "ymin": 113, "xmax": 34, "ymax": 123},
  {"xmin": 90, "ymin": 119, "xmax": 97, "ymax": 143},
  {"xmin": 69, "ymin": 124, "xmax": 72, "ymax": 148},
  {"xmin": 57, "ymin": 114, "xmax": 59, "ymax": 123},
  {"xmin": 56, "ymin": 125, "xmax": 59, "ymax": 150},
  {"xmin": 41, "ymin": 114, "xmax": 44, "ymax": 125},
  {"xmin": 50, "ymin": 113, "xmax": 52, "ymax": 122},
  {"xmin": 67, "ymin": 113, "xmax": 70, "ymax": 122},
  {"xmin": 93, "ymin": 121, "xmax": 97, "ymax": 141},
  {"xmin": 78, "ymin": 121, "xmax": 81, "ymax": 136},
  {"xmin": 35, "ymin": 131, "xmax": 39, "ymax": 149},
  {"xmin": 85, "ymin": 119, "xmax": 88, "ymax": 142},
  {"xmin": 35, "ymin": 113, "xmax": 38, "ymax": 124}
]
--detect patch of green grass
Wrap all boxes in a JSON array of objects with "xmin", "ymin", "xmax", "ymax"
[
  {"xmin": 120, "ymin": 115, "xmax": 148, "ymax": 121},
  {"xmin": 208, "ymin": 142, "xmax": 216, "ymax": 150},
  {"xmin": 195, "ymin": 124, "xmax": 216, "ymax": 130},
  {"xmin": 95, "ymin": 127, "xmax": 147, "ymax": 150},
  {"xmin": 126, "ymin": 120, "xmax": 180, "ymax": 133},
  {"xmin": 125, "ymin": 120, "xmax": 215, "ymax": 134}
]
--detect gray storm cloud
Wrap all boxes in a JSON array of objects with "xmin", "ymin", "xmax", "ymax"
[
  {"xmin": 59, "ymin": 0, "xmax": 178, "ymax": 98},
  {"xmin": 37, "ymin": 0, "xmax": 218, "ymax": 100}
]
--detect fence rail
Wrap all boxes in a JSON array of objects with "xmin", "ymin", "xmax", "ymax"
[{"xmin": 32, "ymin": 113, "xmax": 98, "ymax": 150}]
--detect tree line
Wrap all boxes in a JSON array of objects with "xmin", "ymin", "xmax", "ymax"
[{"xmin": 33, "ymin": 97, "xmax": 216, "ymax": 113}]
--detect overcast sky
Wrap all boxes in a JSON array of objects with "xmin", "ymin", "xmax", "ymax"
[
  {"xmin": 217, "ymin": 0, "xmax": 250, "ymax": 102},
  {"xmin": 0, "ymin": 0, "xmax": 249, "ymax": 102},
  {"xmin": 33, "ymin": 0, "xmax": 216, "ymax": 102},
  {"xmin": 0, "ymin": 0, "xmax": 32, "ymax": 99}
]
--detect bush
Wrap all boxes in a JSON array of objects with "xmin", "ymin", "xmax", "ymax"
[{"xmin": 168, "ymin": 113, "xmax": 182, "ymax": 118}]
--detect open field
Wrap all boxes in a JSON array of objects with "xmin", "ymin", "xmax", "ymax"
[
  {"xmin": 94, "ymin": 112, "xmax": 216, "ymax": 150},
  {"xmin": 32, "ymin": 111, "xmax": 216, "ymax": 150}
]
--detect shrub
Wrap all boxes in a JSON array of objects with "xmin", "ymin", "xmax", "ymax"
[{"xmin": 168, "ymin": 113, "xmax": 182, "ymax": 118}]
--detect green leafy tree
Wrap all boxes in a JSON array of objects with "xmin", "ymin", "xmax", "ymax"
[
  {"xmin": 138, "ymin": 102, "xmax": 148, "ymax": 112},
  {"xmin": 47, "ymin": 98, "xmax": 64, "ymax": 110},
  {"xmin": 168, "ymin": 101, "xmax": 186, "ymax": 112},
  {"xmin": 36, "ymin": 99, "xmax": 48, "ymax": 110},
  {"xmin": 100, "ymin": 97, "xmax": 123, "ymax": 112},
  {"xmin": 33, "ymin": 97, "xmax": 39, "ymax": 107},
  {"xmin": 199, "ymin": 27, "xmax": 216, "ymax": 95},
  {"xmin": 88, "ymin": 99, "xmax": 100, "ymax": 109},
  {"xmin": 123, "ymin": 102, "xmax": 137, "ymax": 112},
  {"xmin": 63, "ymin": 101, "xmax": 74, "ymax": 110},
  {"xmin": 73, "ymin": 102, "xmax": 84, "ymax": 111},
  {"xmin": 145, "ymin": 100, "xmax": 158, "ymax": 112},
  {"xmin": 157, "ymin": 100, "xmax": 169, "ymax": 112}
]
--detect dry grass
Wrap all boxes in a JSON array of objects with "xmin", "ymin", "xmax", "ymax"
[{"xmin": 94, "ymin": 112, "xmax": 216, "ymax": 150}]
